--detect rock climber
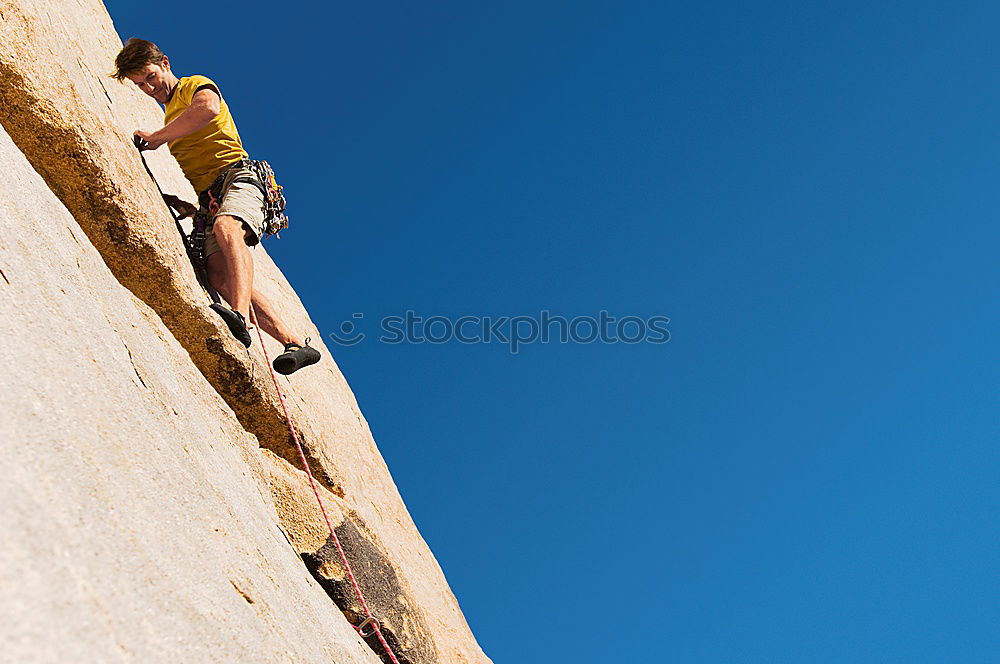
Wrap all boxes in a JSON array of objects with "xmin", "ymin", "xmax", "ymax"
[{"xmin": 112, "ymin": 37, "xmax": 320, "ymax": 375}]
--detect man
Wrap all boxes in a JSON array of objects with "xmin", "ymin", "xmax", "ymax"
[{"xmin": 113, "ymin": 38, "xmax": 319, "ymax": 375}]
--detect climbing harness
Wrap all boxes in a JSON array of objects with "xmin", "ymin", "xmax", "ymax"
[
  {"xmin": 136, "ymin": 142, "xmax": 287, "ymax": 272},
  {"xmin": 250, "ymin": 305, "xmax": 401, "ymax": 664},
  {"xmin": 199, "ymin": 158, "xmax": 289, "ymax": 242}
]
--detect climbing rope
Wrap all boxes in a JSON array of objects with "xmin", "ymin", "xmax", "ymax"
[{"xmin": 249, "ymin": 306, "xmax": 401, "ymax": 664}]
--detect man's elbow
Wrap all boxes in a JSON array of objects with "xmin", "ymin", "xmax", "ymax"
[
  {"xmin": 192, "ymin": 91, "xmax": 221, "ymax": 121},
  {"xmin": 200, "ymin": 101, "xmax": 221, "ymax": 122}
]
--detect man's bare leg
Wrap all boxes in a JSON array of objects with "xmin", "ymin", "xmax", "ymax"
[
  {"xmin": 250, "ymin": 288, "xmax": 303, "ymax": 347},
  {"xmin": 205, "ymin": 251, "xmax": 235, "ymax": 308},
  {"xmin": 205, "ymin": 218, "xmax": 303, "ymax": 348},
  {"xmin": 209, "ymin": 214, "xmax": 254, "ymax": 318}
]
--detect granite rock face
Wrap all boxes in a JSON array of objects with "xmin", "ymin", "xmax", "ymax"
[
  {"xmin": 0, "ymin": 1, "xmax": 490, "ymax": 662},
  {"xmin": 0, "ymin": 125, "xmax": 379, "ymax": 664}
]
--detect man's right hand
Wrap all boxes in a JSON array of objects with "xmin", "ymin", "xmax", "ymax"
[{"xmin": 133, "ymin": 130, "xmax": 165, "ymax": 151}]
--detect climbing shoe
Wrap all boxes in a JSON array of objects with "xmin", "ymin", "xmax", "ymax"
[
  {"xmin": 273, "ymin": 338, "xmax": 321, "ymax": 375},
  {"xmin": 210, "ymin": 303, "xmax": 252, "ymax": 348}
]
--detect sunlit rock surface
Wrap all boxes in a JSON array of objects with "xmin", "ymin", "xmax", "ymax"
[{"xmin": 0, "ymin": 2, "xmax": 489, "ymax": 662}]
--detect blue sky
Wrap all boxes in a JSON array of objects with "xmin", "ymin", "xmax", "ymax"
[{"xmin": 106, "ymin": 2, "xmax": 998, "ymax": 661}]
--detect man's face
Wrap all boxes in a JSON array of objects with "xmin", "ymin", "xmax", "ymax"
[{"xmin": 127, "ymin": 61, "xmax": 172, "ymax": 104}]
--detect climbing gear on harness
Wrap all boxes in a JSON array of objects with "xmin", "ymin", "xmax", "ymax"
[
  {"xmin": 245, "ymin": 159, "xmax": 288, "ymax": 238},
  {"xmin": 249, "ymin": 306, "xmax": 400, "ymax": 664},
  {"xmin": 200, "ymin": 158, "xmax": 288, "ymax": 240},
  {"xmin": 189, "ymin": 206, "xmax": 211, "ymax": 268},
  {"xmin": 272, "ymin": 337, "xmax": 321, "ymax": 375},
  {"xmin": 210, "ymin": 303, "xmax": 252, "ymax": 348}
]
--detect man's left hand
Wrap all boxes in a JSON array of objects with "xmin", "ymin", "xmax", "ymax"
[{"xmin": 162, "ymin": 194, "xmax": 198, "ymax": 219}]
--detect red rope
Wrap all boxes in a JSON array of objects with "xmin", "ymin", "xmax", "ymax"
[{"xmin": 250, "ymin": 306, "xmax": 400, "ymax": 664}]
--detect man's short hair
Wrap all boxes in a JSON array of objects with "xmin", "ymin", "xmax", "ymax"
[{"xmin": 111, "ymin": 38, "xmax": 165, "ymax": 80}]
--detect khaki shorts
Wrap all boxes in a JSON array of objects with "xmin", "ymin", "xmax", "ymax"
[{"xmin": 200, "ymin": 165, "xmax": 265, "ymax": 258}]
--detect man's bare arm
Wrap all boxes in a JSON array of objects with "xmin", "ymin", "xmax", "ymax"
[{"xmin": 134, "ymin": 88, "xmax": 221, "ymax": 150}]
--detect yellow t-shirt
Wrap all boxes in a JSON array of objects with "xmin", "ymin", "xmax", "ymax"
[{"xmin": 164, "ymin": 75, "xmax": 249, "ymax": 192}]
